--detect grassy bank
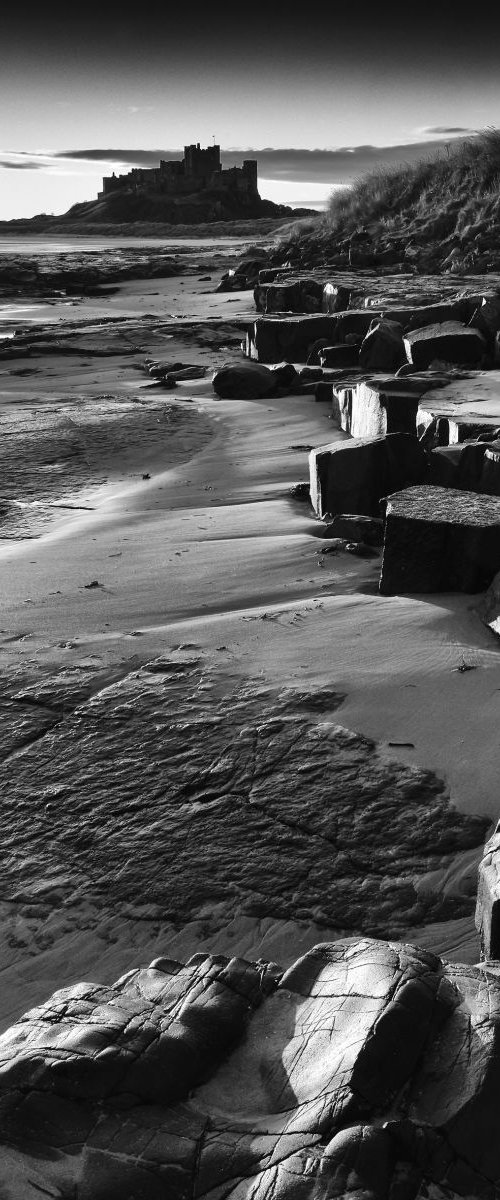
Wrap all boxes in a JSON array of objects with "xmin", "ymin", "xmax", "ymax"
[{"xmin": 273, "ymin": 131, "xmax": 500, "ymax": 273}]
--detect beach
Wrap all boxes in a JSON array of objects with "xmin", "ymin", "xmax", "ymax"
[{"xmin": 1, "ymin": 240, "xmax": 499, "ymax": 1035}]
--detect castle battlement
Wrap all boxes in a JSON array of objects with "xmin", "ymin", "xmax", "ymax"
[{"xmin": 98, "ymin": 144, "xmax": 258, "ymax": 201}]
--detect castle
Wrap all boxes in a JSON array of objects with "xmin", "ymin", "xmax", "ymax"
[{"xmin": 98, "ymin": 143, "xmax": 259, "ymax": 202}]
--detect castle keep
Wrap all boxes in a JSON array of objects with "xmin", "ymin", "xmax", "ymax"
[{"xmin": 99, "ymin": 143, "xmax": 259, "ymax": 202}]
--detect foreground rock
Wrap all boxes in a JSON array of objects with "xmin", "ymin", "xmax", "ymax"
[
  {"xmin": 309, "ymin": 433, "xmax": 427, "ymax": 519},
  {"xmin": 380, "ymin": 485, "xmax": 500, "ymax": 594},
  {"xmin": 2, "ymin": 937, "xmax": 500, "ymax": 1198}
]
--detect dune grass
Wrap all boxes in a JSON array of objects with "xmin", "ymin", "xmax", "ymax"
[
  {"xmin": 326, "ymin": 130, "xmax": 500, "ymax": 241},
  {"xmin": 274, "ymin": 131, "xmax": 500, "ymax": 271}
]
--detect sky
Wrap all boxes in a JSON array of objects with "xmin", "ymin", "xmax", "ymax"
[{"xmin": 2, "ymin": 2, "xmax": 500, "ymax": 220}]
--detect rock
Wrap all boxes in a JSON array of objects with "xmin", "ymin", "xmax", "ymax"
[
  {"xmin": 404, "ymin": 322, "xmax": 487, "ymax": 369},
  {"xmin": 309, "ymin": 433, "xmax": 427, "ymax": 519},
  {"xmin": 380, "ymin": 485, "xmax": 500, "ymax": 594},
  {"xmin": 319, "ymin": 344, "xmax": 360, "ymax": 368},
  {"xmin": 359, "ymin": 319, "xmax": 407, "ymax": 372},
  {"xmin": 3, "ymin": 938, "xmax": 500, "ymax": 1198},
  {"xmin": 479, "ymin": 441, "xmax": 500, "ymax": 495},
  {"xmin": 429, "ymin": 442, "xmax": 487, "ymax": 491},
  {"xmin": 315, "ymin": 381, "xmax": 335, "ymax": 403},
  {"xmin": 476, "ymin": 825, "xmax": 500, "ymax": 956},
  {"xmin": 321, "ymin": 514, "xmax": 384, "ymax": 546},
  {"xmin": 404, "ymin": 297, "xmax": 479, "ymax": 328},
  {"xmin": 469, "ymin": 293, "xmax": 500, "ymax": 342},
  {"xmin": 334, "ymin": 378, "xmax": 425, "ymax": 438},
  {"xmin": 306, "ymin": 336, "xmax": 331, "ymax": 365},
  {"xmin": 212, "ymin": 361, "xmax": 281, "ymax": 399},
  {"xmin": 477, "ymin": 567, "xmax": 500, "ymax": 642},
  {"xmin": 245, "ymin": 315, "xmax": 339, "ymax": 363},
  {"xmin": 254, "ymin": 278, "xmax": 323, "ymax": 314},
  {"xmin": 322, "ymin": 283, "xmax": 351, "ymax": 313},
  {"xmin": 333, "ymin": 308, "xmax": 384, "ymax": 342}
]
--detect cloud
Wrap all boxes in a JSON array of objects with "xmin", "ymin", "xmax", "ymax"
[
  {"xmin": 1, "ymin": 133, "xmax": 478, "ymax": 185},
  {"xmin": 0, "ymin": 159, "xmax": 44, "ymax": 170},
  {"xmin": 418, "ymin": 125, "xmax": 476, "ymax": 136}
]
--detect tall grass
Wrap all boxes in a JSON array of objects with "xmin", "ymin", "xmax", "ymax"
[{"xmin": 325, "ymin": 129, "xmax": 500, "ymax": 241}]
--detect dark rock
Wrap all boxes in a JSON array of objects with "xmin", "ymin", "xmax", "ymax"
[
  {"xmin": 429, "ymin": 442, "xmax": 487, "ymax": 491},
  {"xmin": 319, "ymin": 344, "xmax": 360, "ymax": 368},
  {"xmin": 255, "ymin": 278, "xmax": 323, "ymax": 314},
  {"xmin": 477, "ymin": 568, "xmax": 500, "ymax": 643},
  {"xmin": 309, "ymin": 433, "xmax": 427, "ymax": 519},
  {"xmin": 380, "ymin": 485, "xmax": 500, "ymax": 594},
  {"xmin": 315, "ymin": 381, "xmax": 335, "ymax": 403},
  {"xmin": 359, "ymin": 319, "xmax": 407, "ymax": 372},
  {"xmin": 322, "ymin": 515, "xmax": 384, "ymax": 546},
  {"xmin": 404, "ymin": 322, "xmax": 487, "ymax": 369},
  {"xmin": 479, "ymin": 442, "xmax": 500, "ymax": 495},
  {"xmin": 307, "ymin": 337, "xmax": 331, "ymax": 365},
  {"xmin": 3, "ymin": 938, "xmax": 500, "ymax": 1198},
  {"xmin": 468, "ymin": 293, "xmax": 500, "ymax": 341},
  {"xmin": 212, "ymin": 360, "xmax": 280, "ymax": 399},
  {"xmin": 246, "ymin": 315, "xmax": 339, "ymax": 363}
]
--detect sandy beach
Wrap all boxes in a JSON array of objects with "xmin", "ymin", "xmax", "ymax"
[{"xmin": 1, "ymin": 245, "xmax": 499, "ymax": 1035}]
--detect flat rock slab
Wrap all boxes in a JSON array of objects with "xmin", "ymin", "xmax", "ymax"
[
  {"xmin": 417, "ymin": 370, "xmax": 500, "ymax": 444},
  {"xmin": 404, "ymin": 321, "xmax": 486, "ymax": 369},
  {"xmin": 380, "ymin": 484, "xmax": 500, "ymax": 594},
  {"xmin": 2, "ymin": 937, "xmax": 500, "ymax": 1198},
  {"xmin": 309, "ymin": 433, "xmax": 427, "ymax": 519}
]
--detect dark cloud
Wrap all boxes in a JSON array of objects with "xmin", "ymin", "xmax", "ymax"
[
  {"xmin": 420, "ymin": 125, "xmax": 476, "ymax": 136},
  {"xmin": 55, "ymin": 149, "xmax": 172, "ymax": 165},
  {"xmin": 53, "ymin": 138, "xmax": 468, "ymax": 184},
  {"xmin": 0, "ymin": 160, "xmax": 44, "ymax": 170},
  {"xmin": 1, "ymin": 133, "xmax": 476, "ymax": 185}
]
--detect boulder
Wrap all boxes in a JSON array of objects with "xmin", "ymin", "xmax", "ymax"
[
  {"xmin": 3, "ymin": 939, "xmax": 500, "ymax": 1198},
  {"xmin": 309, "ymin": 433, "xmax": 427, "ymax": 519},
  {"xmin": 212, "ymin": 360, "xmax": 298, "ymax": 399},
  {"xmin": 322, "ymin": 283, "xmax": 351, "ymax": 313},
  {"xmin": 404, "ymin": 322, "xmax": 487, "ymax": 369},
  {"xmin": 359, "ymin": 319, "xmax": 407, "ymax": 372},
  {"xmin": 380, "ymin": 485, "xmax": 500, "ymax": 594}
]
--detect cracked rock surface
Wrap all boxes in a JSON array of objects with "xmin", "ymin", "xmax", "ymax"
[
  {"xmin": 1, "ymin": 937, "xmax": 499, "ymax": 1198},
  {"xmin": 0, "ymin": 660, "xmax": 488, "ymax": 939}
]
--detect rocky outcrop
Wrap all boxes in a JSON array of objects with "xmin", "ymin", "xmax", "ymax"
[
  {"xmin": 2, "ymin": 937, "xmax": 500, "ymax": 1198},
  {"xmin": 309, "ymin": 433, "xmax": 427, "ymax": 519},
  {"xmin": 380, "ymin": 485, "xmax": 500, "ymax": 594}
]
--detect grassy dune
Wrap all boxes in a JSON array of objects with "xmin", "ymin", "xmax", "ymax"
[{"xmin": 274, "ymin": 130, "xmax": 500, "ymax": 273}]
